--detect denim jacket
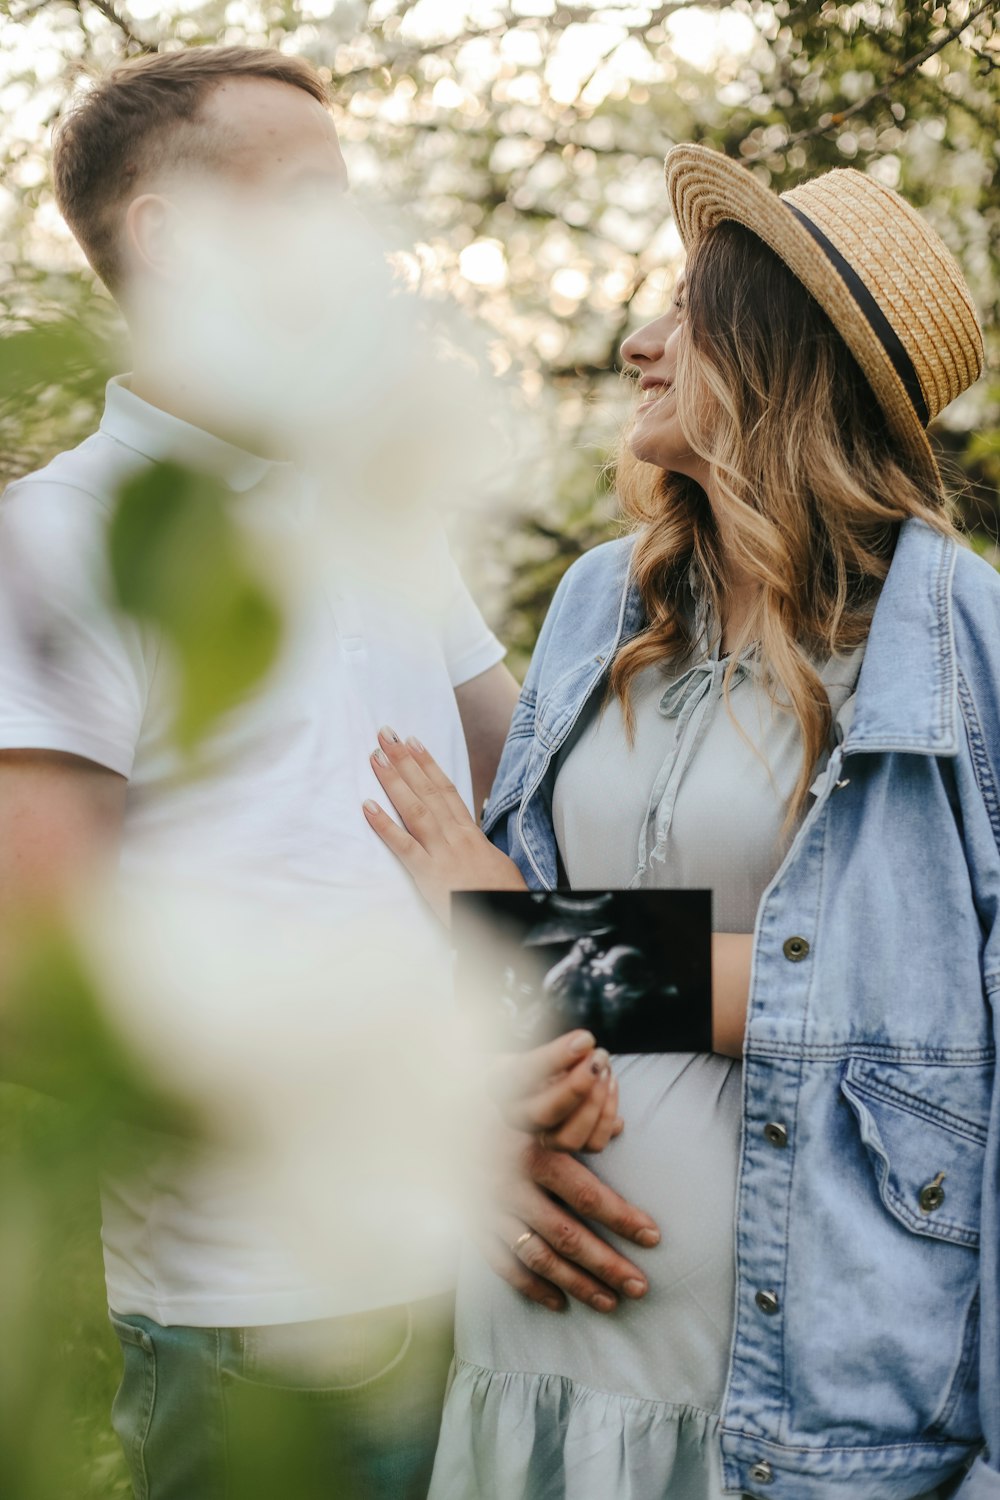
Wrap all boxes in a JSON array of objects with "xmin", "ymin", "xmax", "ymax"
[{"xmin": 482, "ymin": 518, "xmax": 1000, "ymax": 1499}]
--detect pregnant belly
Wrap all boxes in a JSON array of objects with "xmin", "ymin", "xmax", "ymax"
[{"xmin": 455, "ymin": 1052, "xmax": 743, "ymax": 1411}]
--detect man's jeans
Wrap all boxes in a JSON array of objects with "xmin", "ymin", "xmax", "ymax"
[{"xmin": 109, "ymin": 1293, "xmax": 454, "ymax": 1500}]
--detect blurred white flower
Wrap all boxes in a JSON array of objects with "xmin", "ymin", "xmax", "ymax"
[
  {"xmin": 78, "ymin": 875, "xmax": 483, "ymax": 1307},
  {"xmin": 138, "ymin": 178, "xmax": 505, "ymax": 530}
]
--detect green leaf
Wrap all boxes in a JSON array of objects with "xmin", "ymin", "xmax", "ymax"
[
  {"xmin": 108, "ymin": 460, "xmax": 284, "ymax": 749},
  {"xmin": 0, "ymin": 322, "xmax": 113, "ymax": 402},
  {"xmin": 4, "ymin": 919, "xmax": 195, "ymax": 1143}
]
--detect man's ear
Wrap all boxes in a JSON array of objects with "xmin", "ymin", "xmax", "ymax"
[{"xmin": 123, "ymin": 193, "xmax": 184, "ymax": 284}]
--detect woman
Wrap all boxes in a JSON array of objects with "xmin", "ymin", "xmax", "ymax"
[{"xmin": 363, "ymin": 145, "xmax": 996, "ymax": 1499}]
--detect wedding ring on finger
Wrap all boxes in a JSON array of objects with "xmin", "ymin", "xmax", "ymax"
[{"xmin": 510, "ymin": 1229, "xmax": 535, "ymax": 1258}]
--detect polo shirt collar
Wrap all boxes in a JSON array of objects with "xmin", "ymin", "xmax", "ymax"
[{"xmin": 99, "ymin": 374, "xmax": 295, "ymax": 494}]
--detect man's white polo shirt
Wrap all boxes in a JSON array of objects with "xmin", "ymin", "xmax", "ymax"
[{"xmin": 0, "ymin": 374, "xmax": 506, "ymax": 1326}]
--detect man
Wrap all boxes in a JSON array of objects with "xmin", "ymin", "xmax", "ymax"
[{"xmin": 0, "ymin": 44, "xmax": 658, "ymax": 1498}]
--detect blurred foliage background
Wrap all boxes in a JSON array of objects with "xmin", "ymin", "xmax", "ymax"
[
  {"xmin": 2, "ymin": 0, "xmax": 999, "ymax": 661},
  {"xmin": 1, "ymin": 0, "xmax": 998, "ymax": 1493}
]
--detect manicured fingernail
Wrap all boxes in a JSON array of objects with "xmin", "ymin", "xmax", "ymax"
[
  {"xmin": 363, "ymin": 800, "xmax": 380, "ymax": 816},
  {"xmin": 379, "ymin": 725, "xmax": 400, "ymax": 743},
  {"xmin": 406, "ymin": 736, "xmax": 425, "ymax": 753},
  {"xmin": 635, "ymin": 1227, "xmax": 660, "ymax": 1248},
  {"xmin": 372, "ymin": 748, "xmax": 389, "ymax": 766},
  {"xmin": 569, "ymin": 1031, "xmax": 595, "ymax": 1056},
  {"xmin": 624, "ymin": 1278, "xmax": 647, "ymax": 1298},
  {"xmin": 612, "ymin": 1117, "xmax": 625, "ymax": 1134},
  {"xmin": 590, "ymin": 1293, "xmax": 616, "ymax": 1313},
  {"xmin": 543, "ymin": 1296, "xmax": 563, "ymax": 1312},
  {"xmin": 590, "ymin": 1049, "xmax": 609, "ymax": 1075}
]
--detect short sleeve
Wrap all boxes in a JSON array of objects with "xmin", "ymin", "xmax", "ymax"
[
  {"xmin": 432, "ymin": 533, "xmax": 506, "ymax": 688},
  {"xmin": 0, "ymin": 478, "xmax": 153, "ymax": 776}
]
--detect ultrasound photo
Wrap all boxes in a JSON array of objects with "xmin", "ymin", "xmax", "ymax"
[{"xmin": 452, "ymin": 889, "xmax": 712, "ymax": 1054}]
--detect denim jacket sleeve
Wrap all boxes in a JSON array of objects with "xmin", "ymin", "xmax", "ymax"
[
  {"xmin": 481, "ymin": 539, "xmax": 637, "ymax": 878},
  {"xmin": 951, "ymin": 552, "xmax": 1000, "ymax": 1497},
  {"xmin": 481, "ymin": 556, "xmax": 581, "ymax": 855},
  {"xmin": 479, "ymin": 552, "xmax": 590, "ymax": 858}
]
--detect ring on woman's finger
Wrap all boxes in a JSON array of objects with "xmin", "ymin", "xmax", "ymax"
[
  {"xmin": 537, "ymin": 1129, "xmax": 557, "ymax": 1151},
  {"xmin": 510, "ymin": 1229, "xmax": 535, "ymax": 1257}
]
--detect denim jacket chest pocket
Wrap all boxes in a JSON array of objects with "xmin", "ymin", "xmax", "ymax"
[
  {"xmin": 532, "ymin": 654, "xmax": 610, "ymax": 752},
  {"xmin": 840, "ymin": 1058, "xmax": 990, "ymax": 1249},
  {"xmin": 482, "ymin": 653, "xmax": 610, "ymax": 837}
]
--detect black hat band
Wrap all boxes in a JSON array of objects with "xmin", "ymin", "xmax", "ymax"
[{"xmin": 786, "ymin": 201, "xmax": 930, "ymax": 428}]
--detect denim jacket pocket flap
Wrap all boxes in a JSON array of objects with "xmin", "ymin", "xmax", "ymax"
[
  {"xmin": 840, "ymin": 1059, "xmax": 986, "ymax": 1248},
  {"xmin": 535, "ymin": 658, "xmax": 607, "ymax": 750}
]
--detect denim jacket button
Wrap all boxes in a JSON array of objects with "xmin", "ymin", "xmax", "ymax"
[
  {"xmin": 763, "ymin": 1121, "xmax": 789, "ymax": 1148},
  {"xmin": 782, "ymin": 935, "xmax": 810, "ymax": 961},
  {"xmin": 919, "ymin": 1174, "xmax": 946, "ymax": 1212},
  {"xmin": 749, "ymin": 1460, "xmax": 774, "ymax": 1484},
  {"xmin": 755, "ymin": 1289, "xmax": 780, "ymax": 1315}
]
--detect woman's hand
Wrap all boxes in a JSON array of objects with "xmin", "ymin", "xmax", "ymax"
[
  {"xmin": 362, "ymin": 732, "xmax": 623, "ymax": 1152},
  {"xmin": 478, "ymin": 1128, "xmax": 659, "ymax": 1314},
  {"xmin": 362, "ymin": 727, "xmax": 527, "ymax": 925},
  {"xmin": 489, "ymin": 1030, "xmax": 623, "ymax": 1154}
]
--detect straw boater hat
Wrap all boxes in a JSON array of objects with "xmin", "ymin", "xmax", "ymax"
[{"xmin": 663, "ymin": 143, "xmax": 985, "ymax": 493}]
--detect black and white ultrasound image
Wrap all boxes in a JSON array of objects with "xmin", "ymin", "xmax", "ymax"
[{"xmin": 452, "ymin": 889, "xmax": 712, "ymax": 1053}]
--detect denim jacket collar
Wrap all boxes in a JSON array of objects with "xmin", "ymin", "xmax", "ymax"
[
  {"xmin": 603, "ymin": 518, "xmax": 961, "ymax": 761},
  {"xmin": 843, "ymin": 517, "xmax": 960, "ymax": 758}
]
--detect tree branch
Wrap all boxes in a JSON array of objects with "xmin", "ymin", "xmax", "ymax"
[
  {"xmin": 551, "ymin": 0, "xmax": 730, "ymax": 24},
  {"xmin": 742, "ymin": 0, "xmax": 997, "ymax": 162},
  {"xmin": 331, "ymin": 0, "xmax": 724, "ymax": 86},
  {"xmin": 73, "ymin": 0, "xmax": 155, "ymax": 53}
]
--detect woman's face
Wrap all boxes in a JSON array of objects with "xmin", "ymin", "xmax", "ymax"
[{"xmin": 620, "ymin": 276, "xmax": 710, "ymax": 486}]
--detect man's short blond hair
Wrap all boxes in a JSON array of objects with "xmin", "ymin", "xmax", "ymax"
[{"xmin": 52, "ymin": 44, "xmax": 330, "ymax": 296}]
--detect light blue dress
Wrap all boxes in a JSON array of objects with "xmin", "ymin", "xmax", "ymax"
[{"xmin": 430, "ymin": 626, "xmax": 943, "ymax": 1498}]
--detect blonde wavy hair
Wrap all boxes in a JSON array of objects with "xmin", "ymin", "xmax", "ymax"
[{"xmin": 608, "ymin": 219, "xmax": 958, "ymax": 822}]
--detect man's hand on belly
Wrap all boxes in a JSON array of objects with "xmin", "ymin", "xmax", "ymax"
[{"xmin": 478, "ymin": 1128, "xmax": 661, "ymax": 1314}]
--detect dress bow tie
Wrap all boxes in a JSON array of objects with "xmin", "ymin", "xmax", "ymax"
[
  {"xmin": 658, "ymin": 656, "xmax": 751, "ymax": 723},
  {"xmin": 628, "ymin": 653, "xmax": 753, "ymax": 887}
]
